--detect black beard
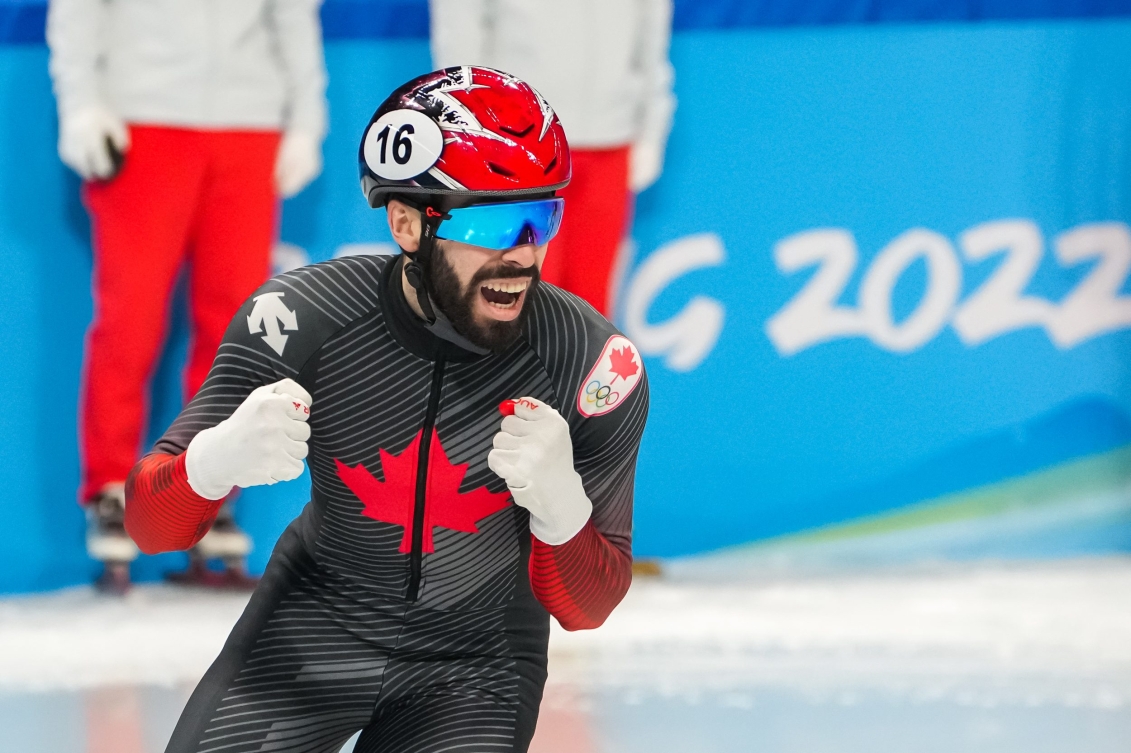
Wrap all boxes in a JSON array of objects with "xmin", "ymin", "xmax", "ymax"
[{"xmin": 429, "ymin": 246, "xmax": 539, "ymax": 353}]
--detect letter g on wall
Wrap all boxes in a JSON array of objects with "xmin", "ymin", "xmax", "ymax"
[{"xmin": 622, "ymin": 233, "xmax": 726, "ymax": 372}]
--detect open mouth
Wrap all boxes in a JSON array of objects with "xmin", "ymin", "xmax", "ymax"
[{"xmin": 479, "ymin": 280, "xmax": 529, "ymax": 310}]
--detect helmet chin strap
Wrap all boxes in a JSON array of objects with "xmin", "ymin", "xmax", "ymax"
[{"xmin": 402, "ymin": 206, "xmax": 450, "ymax": 325}]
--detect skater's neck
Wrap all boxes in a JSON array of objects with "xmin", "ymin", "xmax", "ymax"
[{"xmin": 380, "ymin": 256, "xmax": 483, "ymax": 362}]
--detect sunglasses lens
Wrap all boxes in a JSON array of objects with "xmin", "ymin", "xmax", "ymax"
[{"xmin": 436, "ymin": 199, "xmax": 565, "ymax": 251}]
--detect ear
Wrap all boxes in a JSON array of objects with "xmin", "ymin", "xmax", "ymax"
[{"xmin": 386, "ymin": 200, "xmax": 422, "ymax": 252}]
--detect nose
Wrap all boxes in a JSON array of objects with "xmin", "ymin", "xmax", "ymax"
[{"xmin": 500, "ymin": 243, "xmax": 538, "ymax": 267}]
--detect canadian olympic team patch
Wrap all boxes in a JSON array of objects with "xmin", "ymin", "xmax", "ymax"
[{"xmin": 577, "ymin": 335, "xmax": 642, "ymax": 418}]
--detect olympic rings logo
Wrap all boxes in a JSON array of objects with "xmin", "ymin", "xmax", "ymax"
[{"xmin": 585, "ymin": 380, "xmax": 620, "ymax": 409}]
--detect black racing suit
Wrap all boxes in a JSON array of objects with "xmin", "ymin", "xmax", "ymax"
[{"xmin": 125, "ymin": 254, "xmax": 649, "ymax": 753}]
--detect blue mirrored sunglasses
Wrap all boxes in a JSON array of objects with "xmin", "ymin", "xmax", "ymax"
[{"xmin": 435, "ymin": 198, "xmax": 565, "ymax": 251}]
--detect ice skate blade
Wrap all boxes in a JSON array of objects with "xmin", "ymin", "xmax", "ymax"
[
  {"xmin": 95, "ymin": 563, "xmax": 131, "ymax": 595},
  {"xmin": 166, "ymin": 559, "xmax": 259, "ymax": 591}
]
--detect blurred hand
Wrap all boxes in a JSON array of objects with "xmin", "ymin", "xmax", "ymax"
[
  {"xmin": 58, "ymin": 105, "xmax": 129, "ymax": 180},
  {"xmin": 185, "ymin": 379, "xmax": 312, "ymax": 500},
  {"xmin": 629, "ymin": 136, "xmax": 666, "ymax": 193},
  {"xmin": 488, "ymin": 397, "xmax": 592, "ymax": 545},
  {"xmin": 275, "ymin": 130, "xmax": 323, "ymax": 198}
]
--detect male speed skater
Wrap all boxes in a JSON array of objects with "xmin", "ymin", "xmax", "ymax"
[{"xmin": 124, "ymin": 66, "xmax": 649, "ymax": 752}]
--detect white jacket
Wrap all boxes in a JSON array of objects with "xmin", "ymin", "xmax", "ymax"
[
  {"xmin": 429, "ymin": 0, "xmax": 675, "ymax": 151},
  {"xmin": 46, "ymin": 0, "xmax": 328, "ymax": 136}
]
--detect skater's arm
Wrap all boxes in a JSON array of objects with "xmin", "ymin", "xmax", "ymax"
[
  {"xmin": 124, "ymin": 374, "xmax": 282, "ymax": 555},
  {"xmin": 123, "ymin": 268, "xmax": 337, "ymax": 554},
  {"xmin": 526, "ymin": 388, "xmax": 646, "ymax": 630},
  {"xmin": 124, "ymin": 340, "xmax": 294, "ymax": 554},
  {"xmin": 492, "ymin": 358, "xmax": 649, "ymax": 630},
  {"xmin": 125, "ymin": 377, "xmax": 313, "ymax": 554},
  {"xmin": 528, "ymin": 520, "xmax": 632, "ymax": 631},
  {"xmin": 126, "ymin": 454, "xmax": 224, "ymax": 555},
  {"xmin": 541, "ymin": 322, "xmax": 651, "ymax": 629}
]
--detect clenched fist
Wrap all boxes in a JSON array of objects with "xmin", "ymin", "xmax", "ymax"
[
  {"xmin": 488, "ymin": 397, "xmax": 592, "ymax": 545},
  {"xmin": 185, "ymin": 379, "xmax": 312, "ymax": 500}
]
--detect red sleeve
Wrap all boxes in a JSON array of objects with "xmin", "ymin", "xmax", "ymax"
[
  {"xmin": 528, "ymin": 521, "xmax": 632, "ymax": 631},
  {"xmin": 124, "ymin": 452, "xmax": 225, "ymax": 555}
]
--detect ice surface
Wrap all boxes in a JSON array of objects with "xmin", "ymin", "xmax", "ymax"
[
  {"xmin": 549, "ymin": 558, "xmax": 1131, "ymax": 708},
  {"xmin": 3, "ymin": 558, "xmax": 1129, "ymax": 701},
  {"xmin": 0, "ymin": 586, "xmax": 248, "ymax": 691},
  {"xmin": 2, "ymin": 558, "xmax": 1129, "ymax": 753}
]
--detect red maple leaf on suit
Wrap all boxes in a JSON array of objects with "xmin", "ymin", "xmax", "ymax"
[
  {"xmin": 334, "ymin": 429, "xmax": 511, "ymax": 554},
  {"xmin": 608, "ymin": 346, "xmax": 640, "ymax": 383}
]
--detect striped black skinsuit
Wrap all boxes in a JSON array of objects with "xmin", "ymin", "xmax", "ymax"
[{"xmin": 133, "ymin": 254, "xmax": 648, "ymax": 753}]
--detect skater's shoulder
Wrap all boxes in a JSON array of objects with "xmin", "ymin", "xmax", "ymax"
[
  {"xmin": 524, "ymin": 282, "xmax": 626, "ymax": 354},
  {"xmin": 522, "ymin": 283, "xmax": 648, "ymax": 438},
  {"xmin": 275, "ymin": 254, "xmax": 393, "ymax": 302},
  {"xmin": 225, "ymin": 255, "xmax": 394, "ymax": 370},
  {"xmin": 252, "ymin": 255, "xmax": 391, "ymax": 320},
  {"xmin": 523, "ymin": 283, "xmax": 647, "ymax": 414}
]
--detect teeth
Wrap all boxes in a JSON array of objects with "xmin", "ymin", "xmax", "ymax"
[{"xmin": 483, "ymin": 281, "xmax": 528, "ymax": 294}]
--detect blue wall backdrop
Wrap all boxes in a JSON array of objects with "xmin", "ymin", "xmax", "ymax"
[{"xmin": 1, "ymin": 3, "xmax": 1130, "ymax": 592}]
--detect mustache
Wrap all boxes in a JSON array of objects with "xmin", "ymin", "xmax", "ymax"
[{"xmin": 469, "ymin": 263, "xmax": 539, "ymax": 288}]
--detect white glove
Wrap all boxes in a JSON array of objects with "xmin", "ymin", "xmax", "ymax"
[
  {"xmin": 488, "ymin": 398, "xmax": 592, "ymax": 545},
  {"xmin": 629, "ymin": 136, "xmax": 666, "ymax": 193},
  {"xmin": 58, "ymin": 104, "xmax": 129, "ymax": 180},
  {"xmin": 275, "ymin": 130, "xmax": 323, "ymax": 198},
  {"xmin": 185, "ymin": 379, "xmax": 312, "ymax": 500}
]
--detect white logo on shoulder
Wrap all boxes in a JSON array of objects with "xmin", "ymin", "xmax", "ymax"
[
  {"xmin": 363, "ymin": 109, "xmax": 444, "ymax": 181},
  {"xmin": 247, "ymin": 292, "xmax": 298, "ymax": 356},
  {"xmin": 577, "ymin": 335, "xmax": 642, "ymax": 418}
]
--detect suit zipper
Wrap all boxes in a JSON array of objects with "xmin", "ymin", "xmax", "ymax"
[{"xmin": 407, "ymin": 357, "xmax": 446, "ymax": 602}]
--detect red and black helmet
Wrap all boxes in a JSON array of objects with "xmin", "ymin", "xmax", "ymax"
[{"xmin": 358, "ymin": 66, "xmax": 572, "ymax": 209}]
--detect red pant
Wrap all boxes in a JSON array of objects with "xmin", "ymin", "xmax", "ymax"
[
  {"xmin": 80, "ymin": 126, "xmax": 280, "ymax": 501},
  {"xmin": 541, "ymin": 146, "xmax": 631, "ymax": 317}
]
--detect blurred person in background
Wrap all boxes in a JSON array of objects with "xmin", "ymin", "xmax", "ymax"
[
  {"xmin": 430, "ymin": 0, "xmax": 676, "ymax": 317},
  {"xmin": 46, "ymin": 0, "xmax": 329, "ymax": 592}
]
